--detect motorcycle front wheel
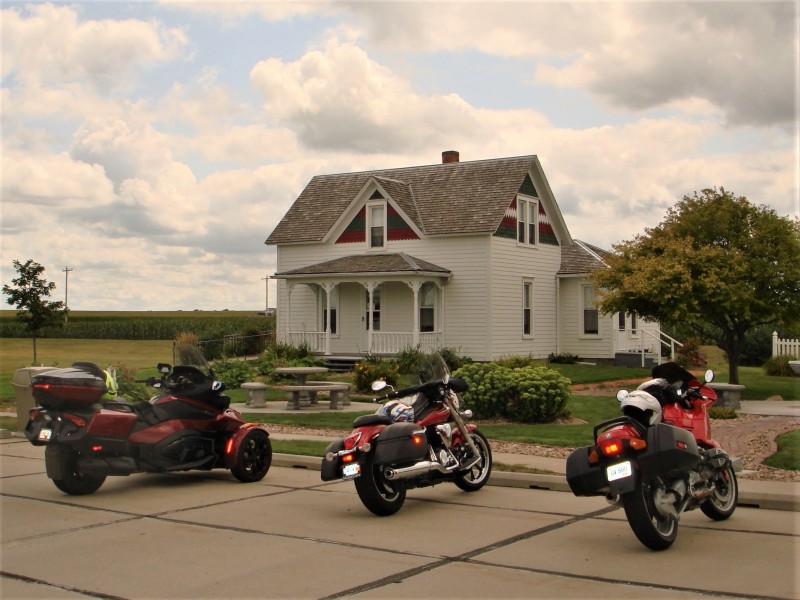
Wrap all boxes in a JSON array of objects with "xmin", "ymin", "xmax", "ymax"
[
  {"xmin": 354, "ymin": 453, "xmax": 406, "ymax": 516},
  {"xmin": 453, "ymin": 429, "xmax": 492, "ymax": 492},
  {"xmin": 46, "ymin": 446, "xmax": 106, "ymax": 496},
  {"xmin": 231, "ymin": 429, "xmax": 272, "ymax": 483},
  {"xmin": 700, "ymin": 465, "xmax": 738, "ymax": 521},
  {"xmin": 621, "ymin": 477, "xmax": 678, "ymax": 551}
]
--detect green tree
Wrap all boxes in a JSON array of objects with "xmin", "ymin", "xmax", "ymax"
[
  {"xmin": 3, "ymin": 259, "xmax": 67, "ymax": 363},
  {"xmin": 594, "ymin": 188, "xmax": 800, "ymax": 384}
]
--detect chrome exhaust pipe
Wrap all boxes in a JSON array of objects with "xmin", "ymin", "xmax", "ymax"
[
  {"xmin": 384, "ymin": 461, "xmax": 449, "ymax": 480},
  {"xmin": 605, "ymin": 493, "xmax": 620, "ymax": 505}
]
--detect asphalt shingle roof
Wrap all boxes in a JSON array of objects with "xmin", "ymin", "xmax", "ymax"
[{"xmin": 266, "ymin": 155, "xmax": 537, "ymax": 244}]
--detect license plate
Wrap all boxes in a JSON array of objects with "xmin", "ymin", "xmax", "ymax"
[
  {"xmin": 342, "ymin": 462, "xmax": 361, "ymax": 480},
  {"xmin": 37, "ymin": 428, "xmax": 53, "ymax": 442},
  {"xmin": 607, "ymin": 461, "xmax": 632, "ymax": 482}
]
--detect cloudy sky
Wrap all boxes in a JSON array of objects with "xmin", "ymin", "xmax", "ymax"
[{"xmin": 2, "ymin": 1, "xmax": 798, "ymax": 312}]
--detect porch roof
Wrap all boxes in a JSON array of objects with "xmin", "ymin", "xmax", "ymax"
[
  {"xmin": 558, "ymin": 240, "xmax": 611, "ymax": 275},
  {"xmin": 275, "ymin": 252, "xmax": 452, "ymax": 278}
]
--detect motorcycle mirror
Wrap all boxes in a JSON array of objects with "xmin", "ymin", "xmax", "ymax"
[
  {"xmin": 616, "ymin": 390, "xmax": 629, "ymax": 402},
  {"xmin": 443, "ymin": 372, "xmax": 450, "ymax": 385},
  {"xmin": 371, "ymin": 380, "xmax": 387, "ymax": 392},
  {"xmin": 158, "ymin": 363, "xmax": 171, "ymax": 374},
  {"xmin": 704, "ymin": 369, "xmax": 714, "ymax": 384}
]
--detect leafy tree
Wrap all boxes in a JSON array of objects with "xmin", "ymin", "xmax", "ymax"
[
  {"xmin": 3, "ymin": 259, "xmax": 67, "ymax": 363},
  {"xmin": 594, "ymin": 188, "xmax": 800, "ymax": 384}
]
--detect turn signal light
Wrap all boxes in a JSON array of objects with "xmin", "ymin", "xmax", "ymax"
[
  {"xmin": 630, "ymin": 438, "xmax": 647, "ymax": 451},
  {"xmin": 412, "ymin": 435, "xmax": 424, "ymax": 445},
  {"xmin": 92, "ymin": 445, "xmax": 103, "ymax": 452},
  {"xmin": 342, "ymin": 453, "xmax": 354, "ymax": 463},
  {"xmin": 225, "ymin": 438, "xmax": 234, "ymax": 454},
  {"xmin": 588, "ymin": 449, "xmax": 599, "ymax": 465}
]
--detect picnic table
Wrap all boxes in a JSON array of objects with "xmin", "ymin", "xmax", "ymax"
[{"xmin": 274, "ymin": 366, "xmax": 330, "ymax": 409}]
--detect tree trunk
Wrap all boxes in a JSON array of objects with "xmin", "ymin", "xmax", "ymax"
[{"xmin": 32, "ymin": 335, "xmax": 37, "ymax": 365}]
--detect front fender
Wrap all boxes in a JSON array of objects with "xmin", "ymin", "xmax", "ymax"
[{"xmin": 223, "ymin": 423, "xmax": 269, "ymax": 469}]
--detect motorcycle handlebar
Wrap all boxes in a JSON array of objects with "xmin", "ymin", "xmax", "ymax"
[{"xmin": 374, "ymin": 382, "xmax": 429, "ymax": 402}]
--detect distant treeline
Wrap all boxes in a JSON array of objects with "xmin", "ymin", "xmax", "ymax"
[{"xmin": 0, "ymin": 311, "xmax": 274, "ymax": 341}]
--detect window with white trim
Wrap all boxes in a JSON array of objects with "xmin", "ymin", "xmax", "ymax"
[
  {"xmin": 368, "ymin": 204, "xmax": 385, "ymax": 248},
  {"xmin": 582, "ymin": 284, "xmax": 599, "ymax": 335},
  {"xmin": 517, "ymin": 196, "xmax": 538, "ymax": 246},
  {"xmin": 420, "ymin": 283, "xmax": 436, "ymax": 333},
  {"xmin": 523, "ymin": 280, "xmax": 533, "ymax": 336}
]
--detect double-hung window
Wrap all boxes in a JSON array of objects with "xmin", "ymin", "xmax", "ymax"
[
  {"xmin": 369, "ymin": 204, "xmax": 385, "ymax": 248},
  {"xmin": 420, "ymin": 283, "xmax": 436, "ymax": 333},
  {"xmin": 522, "ymin": 280, "xmax": 533, "ymax": 337},
  {"xmin": 517, "ymin": 196, "xmax": 538, "ymax": 246},
  {"xmin": 582, "ymin": 284, "xmax": 599, "ymax": 335}
]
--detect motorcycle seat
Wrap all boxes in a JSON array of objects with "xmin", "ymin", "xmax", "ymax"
[{"xmin": 353, "ymin": 414, "xmax": 393, "ymax": 427}]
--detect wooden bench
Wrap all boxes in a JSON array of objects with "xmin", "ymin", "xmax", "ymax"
[
  {"xmin": 240, "ymin": 382, "xmax": 268, "ymax": 408},
  {"xmin": 283, "ymin": 383, "xmax": 350, "ymax": 410}
]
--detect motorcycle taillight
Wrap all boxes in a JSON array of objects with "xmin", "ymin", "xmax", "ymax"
[
  {"xmin": 599, "ymin": 440, "xmax": 623, "ymax": 456},
  {"xmin": 61, "ymin": 413, "xmax": 86, "ymax": 428}
]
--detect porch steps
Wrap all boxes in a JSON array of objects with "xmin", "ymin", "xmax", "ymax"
[{"xmin": 324, "ymin": 355, "xmax": 362, "ymax": 373}]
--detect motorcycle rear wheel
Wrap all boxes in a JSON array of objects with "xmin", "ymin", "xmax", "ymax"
[
  {"xmin": 354, "ymin": 453, "xmax": 406, "ymax": 516},
  {"xmin": 46, "ymin": 446, "xmax": 106, "ymax": 496},
  {"xmin": 700, "ymin": 465, "xmax": 738, "ymax": 521},
  {"xmin": 453, "ymin": 430, "xmax": 492, "ymax": 492},
  {"xmin": 622, "ymin": 478, "xmax": 678, "ymax": 551},
  {"xmin": 231, "ymin": 429, "xmax": 272, "ymax": 483}
]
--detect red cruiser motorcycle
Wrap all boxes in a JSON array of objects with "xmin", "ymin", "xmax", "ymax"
[
  {"xmin": 566, "ymin": 362, "xmax": 740, "ymax": 550},
  {"xmin": 321, "ymin": 352, "xmax": 492, "ymax": 516},
  {"xmin": 24, "ymin": 343, "xmax": 272, "ymax": 495}
]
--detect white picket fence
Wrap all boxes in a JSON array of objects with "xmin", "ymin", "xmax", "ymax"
[{"xmin": 772, "ymin": 331, "xmax": 800, "ymax": 357}]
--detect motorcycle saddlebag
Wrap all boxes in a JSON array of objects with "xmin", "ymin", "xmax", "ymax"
[
  {"xmin": 31, "ymin": 367, "xmax": 107, "ymax": 409},
  {"xmin": 373, "ymin": 422, "xmax": 428, "ymax": 465},
  {"xmin": 566, "ymin": 446, "xmax": 608, "ymax": 496},
  {"xmin": 637, "ymin": 423, "xmax": 701, "ymax": 477}
]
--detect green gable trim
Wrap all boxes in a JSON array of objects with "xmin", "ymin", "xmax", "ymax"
[
  {"xmin": 518, "ymin": 174, "xmax": 538, "ymax": 197},
  {"xmin": 369, "ymin": 190, "xmax": 384, "ymax": 200}
]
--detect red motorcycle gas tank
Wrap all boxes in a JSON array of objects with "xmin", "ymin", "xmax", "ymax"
[
  {"xmin": 416, "ymin": 406, "xmax": 450, "ymax": 428},
  {"xmin": 85, "ymin": 409, "xmax": 137, "ymax": 438}
]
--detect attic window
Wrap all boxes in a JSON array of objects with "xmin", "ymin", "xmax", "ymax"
[
  {"xmin": 517, "ymin": 195, "xmax": 538, "ymax": 246},
  {"xmin": 369, "ymin": 204, "xmax": 385, "ymax": 248}
]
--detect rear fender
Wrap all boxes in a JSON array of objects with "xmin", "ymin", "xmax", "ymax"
[
  {"xmin": 44, "ymin": 444, "xmax": 71, "ymax": 480},
  {"xmin": 223, "ymin": 423, "xmax": 269, "ymax": 469},
  {"xmin": 320, "ymin": 439, "xmax": 346, "ymax": 481}
]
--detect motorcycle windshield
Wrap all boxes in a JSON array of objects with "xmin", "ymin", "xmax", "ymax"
[
  {"xmin": 173, "ymin": 342, "xmax": 212, "ymax": 374},
  {"xmin": 416, "ymin": 352, "xmax": 451, "ymax": 385}
]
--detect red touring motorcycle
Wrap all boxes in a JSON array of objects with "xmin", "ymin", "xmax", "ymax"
[
  {"xmin": 566, "ymin": 362, "xmax": 740, "ymax": 550},
  {"xmin": 321, "ymin": 352, "xmax": 492, "ymax": 516},
  {"xmin": 24, "ymin": 343, "xmax": 272, "ymax": 495}
]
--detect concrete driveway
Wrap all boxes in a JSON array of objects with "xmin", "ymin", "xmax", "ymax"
[{"xmin": 1, "ymin": 438, "xmax": 798, "ymax": 599}]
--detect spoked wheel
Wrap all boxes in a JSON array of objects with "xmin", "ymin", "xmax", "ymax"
[
  {"xmin": 621, "ymin": 477, "xmax": 678, "ymax": 551},
  {"xmin": 354, "ymin": 453, "xmax": 406, "ymax": 516},
  {"xmin": 453, "ymin": 429, "xmax": 493, "ymax": 492},
  {"xmin": 231, "ymin": 429, "xmax": 272, "ymax": 483},
  {"xmin": 700, "ymin": 465, "xmax": 738, "ymax": 521},
  {"xmin": 46, "ymin": 446, "xmax": 106, "ymax": 496}
]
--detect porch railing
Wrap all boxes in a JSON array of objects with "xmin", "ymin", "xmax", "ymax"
[
  {"xmin": 284, "ymin": 330, "xmax": 444, "ymax": 356},
  {"xmin": 640, "ymin": 329, "xmax": 683, "ymax": 367},
  {"xmin": 287, "ymin": 331, "xmax": 326, "ymax": 353},
  {"xmin": 773, "ymin": 331, "xmax": 800, "ymax": 357}
]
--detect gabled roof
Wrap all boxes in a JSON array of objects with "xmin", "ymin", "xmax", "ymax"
[
  {"xmin": 275, "ymin": 253, "xmax": 451, "ymax": 278},
  {"xmin": 558, "ymin": 240, "xmax": 611, "ymax": 275},
  {"xmin": 266, "ymin": 155, "xmax": 568, "ymax": 245}
]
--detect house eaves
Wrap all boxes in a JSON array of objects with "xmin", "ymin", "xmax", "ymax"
[{"xmin": 274, "ymin": 253, "xmax": 452, "ymax": 279}]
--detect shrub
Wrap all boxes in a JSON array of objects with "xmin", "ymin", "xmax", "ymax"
[
  {"xmin": 709, "ymin": 407, "xmax": 738, "ymax": 419},
  {"xmin": 353, "ymin": 356, "xmax": 400, "ymax": 394},
  {"xmin": 547, "ymin": 352, "xmax": 579, "ymax": 364},
  {"xmin": 395, "ymin": 346, "xmax": 427, "ymax": 375},
  {"xmin": 210, "ymin": 358, "xmax": 258, "ymax": 388},
  {"xmin": 455, "ymin": 362, "xmax": 571, "ymax": 423},
  {"xmin": 763, "ymin": 355, "xmax": 799, "ymax": 377},
  {"xmin": 675, "ymin": 336, "xmax": 707, "ymax": 368},
  {"xmin": 438, "ymin": 347, "xmax": 472, "ymax": 371},
  {"xmin": 495, "ymin": 354, "xmax": 537, "ymax": 369},
  {"xmin": 112, "ymin": 362, "xmax": 152, "ymax": 403}
]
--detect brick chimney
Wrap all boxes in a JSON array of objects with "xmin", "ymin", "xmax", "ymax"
[{"xmin": 442, "ymin": 150, "xmax": 460, "ymax": 164}]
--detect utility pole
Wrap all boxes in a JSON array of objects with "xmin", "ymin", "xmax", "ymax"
[
  {"xmin": 63, "ymin": 267, "xmax": 73, "ymax": 322},
  {"xmin": 261, "ymin": 275, "xmax": 269, "ymax": 312}
]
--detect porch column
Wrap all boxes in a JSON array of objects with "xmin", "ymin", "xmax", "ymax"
[
  {"xmin": 406, "ymin": 281, "xmax": 422, "ymax": 348},
  {"xmin": 321, "ymin": 282, "xmax": 337, "ymax": 356},
  {"xmin": 286, "ymin": 282, "xmax": 295, "ymax": 344},
  {"xmin": 362, "ymin": 281, "xmax": 378, "ymax": 355}
]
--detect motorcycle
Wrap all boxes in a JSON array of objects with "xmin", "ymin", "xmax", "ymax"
[
  {"xmin": 321, "ymin": 352, "xmax": 492, "ymax": 516},
  {"xmin": 566, "ymin": 361, "xmax": 740, "ymax": 550},
  {"xmin": 24, "ymin": 343, "xmax": 272, "ymax": 495}
]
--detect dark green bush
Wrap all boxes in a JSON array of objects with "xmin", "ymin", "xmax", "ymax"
[
  {"xmin": 113, "ymin": 363, "xmax": 152, "ymax": 403},
  {"xmin": 395, "ymin": 346, "xmax": 427, "ymax": 375},
  {"xmin": 547, "ymin": 352, "xmax": 579, "ymax": 364},
  {"xmin": 495, "ymin": 354, "xmax": 537, "ymax": 369},
  {"xmin": 210, "ymin": 358, "xmax": 258, "ymax": 387},
  {"xmin": 763, "ymin": 355, "xmax": 799, "ymax": 377},
  {"xmin": 438, "ymin": 347, "xmax": 472, "ymax": 371}
]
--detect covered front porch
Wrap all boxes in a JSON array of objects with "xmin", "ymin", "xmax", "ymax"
[{"xmin": 274, "ymin": 253, "xmax": 452, "ymax": 356}]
